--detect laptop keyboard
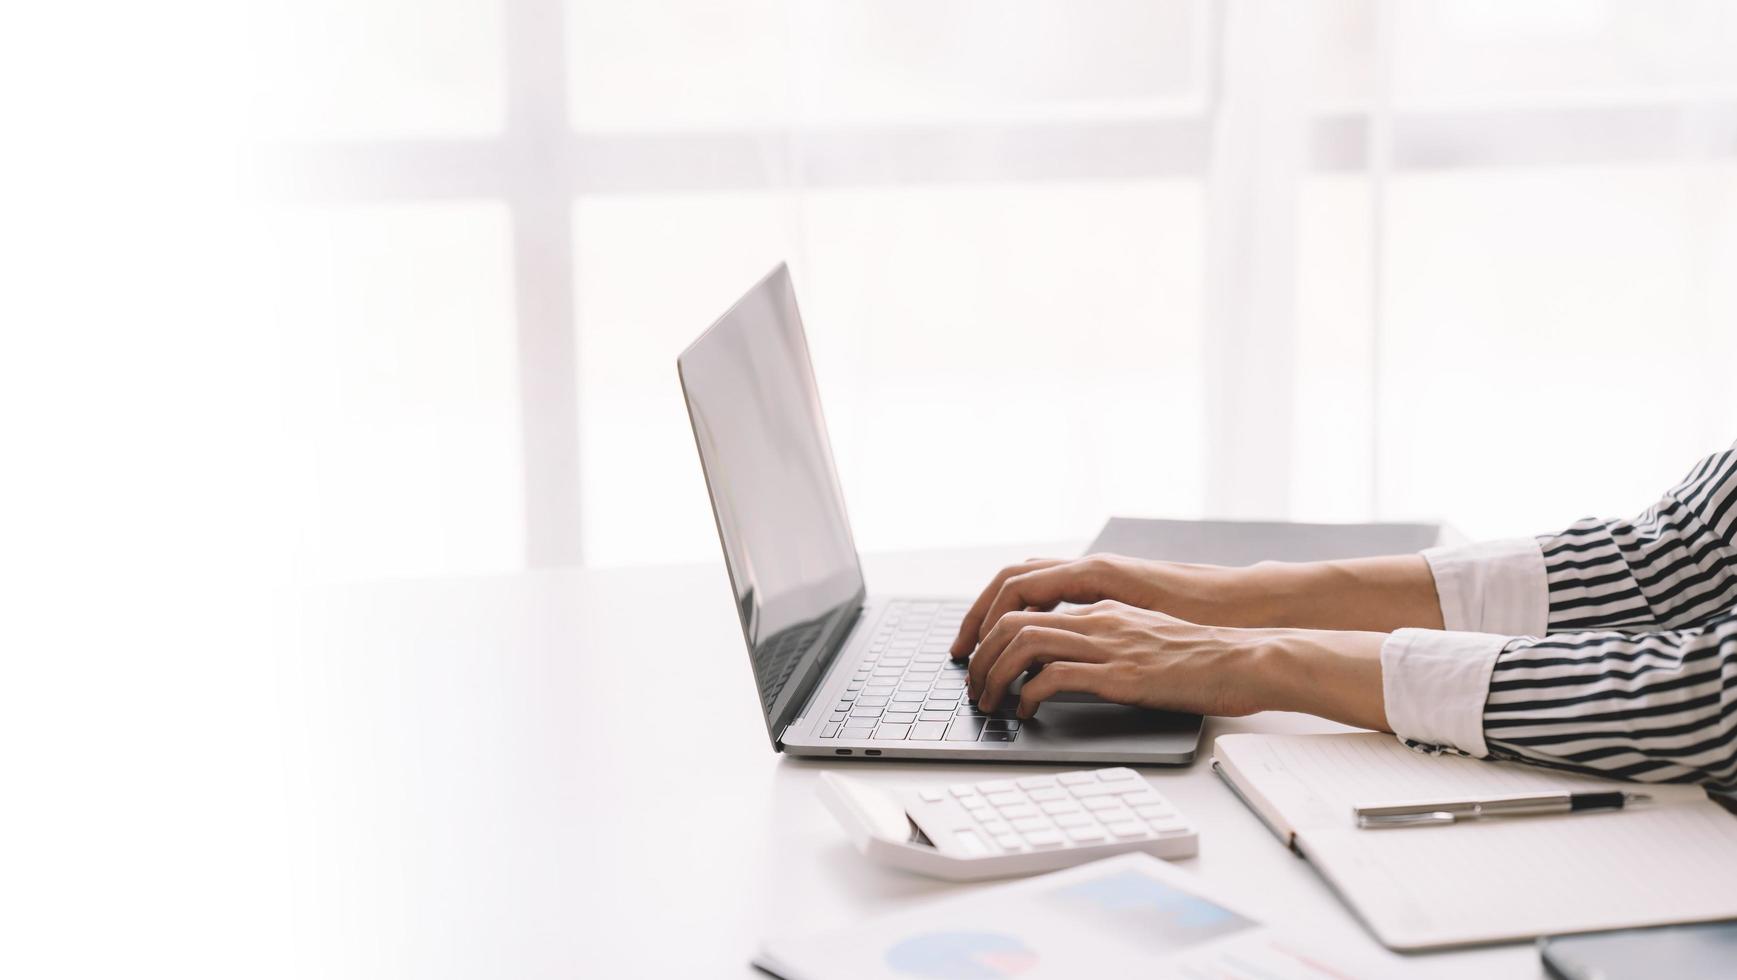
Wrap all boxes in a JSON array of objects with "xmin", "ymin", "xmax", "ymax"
[{"xmin": 819, "ymin": 599, "xmax": 1022, "ymax": 743}]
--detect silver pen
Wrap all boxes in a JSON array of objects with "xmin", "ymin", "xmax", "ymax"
[{"xmin": 1354, "ymin": 790, "xmax": 1653, "ymax": 829}]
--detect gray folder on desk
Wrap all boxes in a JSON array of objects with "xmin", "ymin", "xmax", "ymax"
[{"xmin": 1086, "ymin": 517, "xmax": 1451, "ymax": 565}]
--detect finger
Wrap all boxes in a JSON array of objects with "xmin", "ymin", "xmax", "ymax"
[
  {"xmin": 968, "ymin": 610, "xmax": 1096, "ymax": 700},
  {"xmin": 978, "ymin": 626, "xmax": 1106, "ymax": 711},
  {"xmin": 950, "ymin": 559, "xmax": 1064, "ymax": 657},
  {"xmin": 1016, "ymin": 662, "xmax": 1124, "ymax": 719},
  {"xmin": 975, "ymin": 560, "xmax": 1114, "ymax": 647}
]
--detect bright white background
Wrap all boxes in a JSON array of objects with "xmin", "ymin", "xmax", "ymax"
[
  {"xmin": 1, "ymin": 2, "xmax": 1735, "ymax": 977},
  {"xmin": 251, "ymin": 0, "xmax": 1737, "ymax": 581}
]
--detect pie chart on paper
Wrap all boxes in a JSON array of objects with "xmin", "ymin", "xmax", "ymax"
[{"xmin": 883, "ymin": 930, "xmax": 1039, "ymax": 979}]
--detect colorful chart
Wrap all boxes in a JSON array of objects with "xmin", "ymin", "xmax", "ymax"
[
  {"xmin": 1047, "ymin": 869, "xmax": 1253, "ymax": 948},
  {"xmin": 883, "ymin": 930, "xmax": 1039, "ymax": 979}
]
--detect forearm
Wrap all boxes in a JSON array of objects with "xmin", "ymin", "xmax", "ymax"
[
  {"xmin": 1210, "ymin": 556, "xmax": 1444, "ymax": 633},
  {"xmin": 1246, "ymin": 627, "xmax": 1392, "ymax": 733}
]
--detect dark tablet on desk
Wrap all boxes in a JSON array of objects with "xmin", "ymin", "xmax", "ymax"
[{"xmin": 1540, "ymin": 922, "xmax": 1737, "ymax": 980}]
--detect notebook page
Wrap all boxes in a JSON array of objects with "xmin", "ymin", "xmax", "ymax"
[
  {"xmin": 1213, "ymin": 733, "xmax": 1707, "ymax": 835},
  {"xmin": 1301, "ymin": 802, "xmax": 1737, "ymax": 949}
]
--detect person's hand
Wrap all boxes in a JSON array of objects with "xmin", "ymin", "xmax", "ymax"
[
  {"xmin": 953, "ymin": 600, "xmax": 1394, "ymax": 732},
  {"xmin": 958, "ymin": 601, "xmax": 1269, "ymax": 719},
  {"xmin": 948, "ymin": 552, "xmax": 1445, "ymax": 656},
  {"xmin": 948, "ymin": 554, "xmax": 1248, "ymax": 658}
]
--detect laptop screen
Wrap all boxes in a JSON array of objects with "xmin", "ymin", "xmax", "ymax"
[{"xmin": 678, "ymin": 264, "xmax": 866, "ymax": 734}]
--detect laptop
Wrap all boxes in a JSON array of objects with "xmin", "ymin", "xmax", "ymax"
[{"xmin": 677, "ymin": 264, "xmax": 1203, "ymax": 764}]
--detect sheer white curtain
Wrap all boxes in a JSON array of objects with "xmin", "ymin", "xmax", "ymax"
[{"xmin": 259, "ymin": 0, "xmax": 1737, "ymax": 580}]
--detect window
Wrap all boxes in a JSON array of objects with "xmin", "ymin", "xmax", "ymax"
[{"xmin": 262, "ymin": 0, "xmax": 1737, "ymax": 580}]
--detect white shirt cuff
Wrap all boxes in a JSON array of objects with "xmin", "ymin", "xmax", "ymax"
[
  {"xmin": 1422, "ymin": 538, "xmax": 1548, "ymax": 636},
  {"xmin": 1381, "ymin": 628, "xmax": 1508, "ymax": 758}
]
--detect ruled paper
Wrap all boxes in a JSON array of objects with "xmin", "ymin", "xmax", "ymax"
[
  {"xmin": 1303, "ymin": 802, "xmax": 1737, "ymax": 949},
  {"xmin": 1213, "ymin": 732, "xmax": 1736, "ymax": 948}
]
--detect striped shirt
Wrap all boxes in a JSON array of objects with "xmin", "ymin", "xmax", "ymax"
[{"xmin": 1381, "ymin": 442, "xmax": 1737, "ymax": 796}]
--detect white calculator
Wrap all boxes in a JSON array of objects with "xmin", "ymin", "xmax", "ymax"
[{"xmin": 818, "ymin": 767, "xmax": 1198, "ymax": 881}]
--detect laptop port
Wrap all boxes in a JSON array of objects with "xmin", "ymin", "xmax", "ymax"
[
  {"xmin": 835, "ymin": 749, "xmax": 851, "ymax": 755},
  {"xmin": 865, "ymin": 749, "xmax": 882, "ymax": 756}
]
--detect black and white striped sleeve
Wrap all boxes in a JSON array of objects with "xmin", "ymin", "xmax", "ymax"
[
  {"xmin": 1537, "ymin": 446, "xmax": 1737, "ymax": 632},
  {"xmin": 1380, "ymin": 442, "xmax": 1737, "ymax": 793},
  {"xmin": 1481, "ymin": 614, "xmax": 1737, "ymax": 793}
]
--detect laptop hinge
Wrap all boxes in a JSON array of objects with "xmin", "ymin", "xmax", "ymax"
[{"xmin": 771, "ymin": 598, "xmax": 865, "ymax": 748}]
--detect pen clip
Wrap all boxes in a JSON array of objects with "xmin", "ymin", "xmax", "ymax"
[{"xmin": 1357, "ymin": 810, "xmax": 1458, "ymax": 830}]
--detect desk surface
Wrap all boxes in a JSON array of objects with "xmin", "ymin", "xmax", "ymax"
[{"xmin": 291, "ymin": 543, "xmax": 1541, "ymax": 978}]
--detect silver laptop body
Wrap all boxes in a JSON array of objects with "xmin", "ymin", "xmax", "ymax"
[{"xmin": 678, "ymin": 264, "xmax": 1202, "ymax": 765}]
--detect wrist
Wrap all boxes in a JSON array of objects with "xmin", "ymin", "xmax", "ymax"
[{"xmin": 1245, "ymin": 627, "xmax": 1391, "ymax": 732}]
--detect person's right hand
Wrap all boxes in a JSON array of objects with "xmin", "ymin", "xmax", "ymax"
[{"xmin": 947, "ymin": 554, "xmax": 1250, "ymax": 658}]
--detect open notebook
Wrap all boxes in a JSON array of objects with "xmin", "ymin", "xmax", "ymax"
[{"xmin": 1214, "ymin": 732, "xmax": 1737, "ymax": 951}]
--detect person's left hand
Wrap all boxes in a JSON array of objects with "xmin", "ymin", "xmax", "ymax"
[{"xmin": 955, "ymin": 600, "xmax": 1271, "ymax": 720}]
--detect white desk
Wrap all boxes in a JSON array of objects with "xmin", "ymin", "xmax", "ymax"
[{"xmin": 289, "ymin": 544, "xmax": 1542, "ymax": 978}]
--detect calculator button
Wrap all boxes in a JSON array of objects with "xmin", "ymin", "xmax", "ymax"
[
  {"xmin": 1106, "ymin": 821, "xmax": 1149, "ymax": 839},
  {"xmin": 1038, "ymin": 800, "xmax": 1078, "ymax": 816},
  {"xmin": 918, "ymin": 789, "xmax": 944, "ymax": 802},
  {"xmin": 1028, "ymin": 787, "xmax": 1066, "ymax": 802},
  {"xmin": 875, "ymin": 724, "xmax": 911, "ymax": 740},
  {"xmin": 1111, "ymin": 782, "xmax": 1154, "ymax": 795},
  {"xmin": 1022, "ymin": 830, "xmax": 1064, "ymax": 848},
  {"xmin": 1016, "ymin": 777, "xmax": 1052, "ymax": 790},
  {"xmin": 1054, "ymin": 812, "xmax": 1091, "ymax": 828},
  {"xmin": 978, "ymin": 820, "xmax": 1011, "ymax": 836},
  {"xmin": 952, "ymin": 830, "xmax": 990, "ymax": 857},
  {"xmin": 1081, "ymin": 797, "xmax": 1122, "ymax": 811},
  {"xmin": 1066, "ymin": 825, "xmax": 1107, "ymax": 843},
  {"xmin": 985, "ymin": 791, "xmax": 1024, "ymax": 806},
  {"xmin": 1100, "ymin": 768, "xmax": 1139, "ymax": 782},
  {"xmin": 1000, "ymin": 804, "xmax": 1039, "ymax": 820},
  {"xmin": 958, "ymin": 795, "xmax": 989, "ymax": 811},
  {"xmin": 910, "ymin": 721, "xmax": 949, "ymax": 740},
  {"xmin": 1068, "ymin": 783, "xmax": 1121, "ymax": 799},
  {"xmin": 1134, "ymin": 804, "xmax": 1174, "ymax": 819},
  {"xmin": 994, "ymin": 834, "xmax": 1025, "ymax": 851},
  {"xmin": 1148, "ymin": 817, "xmax": 1188, "ymax": 833},
  {"xmin": 1010, "ymin": 816, "xmax": 1051, "ymax": 832},
  {"xmin": 1058, "ymin": 771, "xmax": 1097, "ymax": 785}
]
